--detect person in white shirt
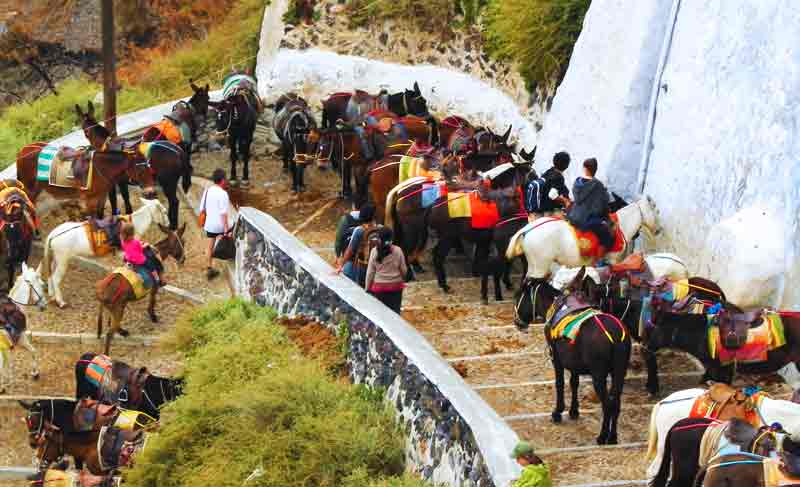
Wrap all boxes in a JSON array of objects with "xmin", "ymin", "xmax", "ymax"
[{"xmin": 201, "ymin": 168, "xmax": 230, "ymax": 280}]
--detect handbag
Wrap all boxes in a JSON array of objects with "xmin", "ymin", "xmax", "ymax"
[
  {"xmin": 212, "ymin": 234, "xmax": 236, "ymax": 260},
  {"xmin": 198, "ymin": 188, "xmax": 208, "ymax": 228}
]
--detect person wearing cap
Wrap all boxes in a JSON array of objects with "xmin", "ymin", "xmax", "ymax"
[{"xmin": 510, "ymin": 441, "xmax": 552, "ymax": 487}]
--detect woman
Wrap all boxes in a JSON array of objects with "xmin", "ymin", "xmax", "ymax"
[{"xmin": 364, "ymin": 227, "xmax": 407, "ymax": 313}]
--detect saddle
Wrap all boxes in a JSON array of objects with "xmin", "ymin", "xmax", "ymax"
[
  {"xmin": 70, "ymin": 151, "xmax": 92, "ymax": 186},
  {"xmin": 610, "ymin": 253, "xmax": 645, "ymax": 274},
  {"xmin": 72, "ymin": 399, "xmax": 119, "ymax": 432},
  {"xmin": 548, "ymin": 294, "xmax": 594, "ymax": 327},
  {"xmin": 690, "ymin": 383, "xmax": 762, "ymax": 425},
  {"xmin": 100, "ymin": 361, "xmax": 149, "ymax": 407},
  {"xmin": 97, "ymin": 426, "xmax": 144, "ymax": 472},
  {"xmin": 86, "ymin": 216, "xmax": 123, "ymax": 252},
  {"xmin": 101, "ymin": 136, "xmax": 139, "ymax": 154}
]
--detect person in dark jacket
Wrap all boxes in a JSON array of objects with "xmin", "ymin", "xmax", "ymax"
[
  {"xmin": 539, "ymin": 151, "xmax": 572, "ymax": 212},
  {"xmin": 334, "ymin": 201, "xmax": 362, "ymax": 258},
  {"xmin": 567, "ymin": 158, "xmax": 613, "ymax": 248}
]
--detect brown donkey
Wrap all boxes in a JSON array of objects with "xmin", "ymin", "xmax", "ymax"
[
  {"xmin": 95, "ymin": 224, "xmax": 186, "ymax": 354},
  {"xmin": 16, "ymin": 144, "xmax": 157, "ymax": 217}
]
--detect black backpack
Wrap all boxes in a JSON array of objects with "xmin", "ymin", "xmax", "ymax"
[{"xmin": 525, "ymin": 177, "xmax": 548, "ymax": 213}]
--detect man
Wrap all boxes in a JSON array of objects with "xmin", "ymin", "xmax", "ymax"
[
  {"xmin": 202, "ymin": 168, "xmax": 230, "ymax": 280},
  {"xmin": 335, "ymin": 204, "xmax": 379, "ymax": 287},
  {"xmin": 525, "ymin": 151, "xmax": 571, "ymax": 218},
  {"xmin": 510, "ymin": 442, "xmax": 552, "ymax": 487},
  {"xmin": 334, "ymin": 201, "xmax": 362, "ymax": 258},
  {"xmin": 566, "ymin": 157, "xmax": 613, "ymax": 248}
]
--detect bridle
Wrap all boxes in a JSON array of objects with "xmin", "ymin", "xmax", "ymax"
[{"xmin": 10, "ymin": 271, "xmax": 45, "ymax": 309}]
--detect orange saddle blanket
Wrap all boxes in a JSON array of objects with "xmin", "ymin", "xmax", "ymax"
[
  {"xmin": 569, "ymin": 213, "xmax": 625, "ymax": 259},
  {"xmin": 446, "ymin": 192, "xmax": 500, "ymax": 229}
]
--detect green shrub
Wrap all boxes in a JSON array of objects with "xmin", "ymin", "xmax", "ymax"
[
  {"xmin": 126, "ymin": 299, "xmax": 422, "ymax": 487},
  {"xmin": 484, "ymin": 0, "xmax": 590, "ymax": 91},
  {"xmin": 346, "ymin": 0, "xmax": 455, "ymax": 30}
]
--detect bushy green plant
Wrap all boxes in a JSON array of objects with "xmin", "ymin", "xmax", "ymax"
[
  {"xmin": 126, "ymin": 299, "xmax": 423, "ymax": 487},
  {"xmin": 347, "ymin": 0, "xmax": 455, "ymax": 30},
  {"xmin": 484, "ymin": 0, "xmax": 590, "ymax": 91}
]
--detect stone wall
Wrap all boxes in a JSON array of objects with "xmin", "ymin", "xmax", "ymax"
[{"xmin": 234, "ymin": 208, "xmax": 521, "ymax": 487}]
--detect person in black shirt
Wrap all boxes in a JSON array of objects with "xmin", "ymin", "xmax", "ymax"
[{"xmin": 539, "ymin": 151, "xmax": 571, "ymax": 212}]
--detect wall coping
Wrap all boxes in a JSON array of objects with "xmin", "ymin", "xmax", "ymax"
[{"xmin": 238, "ymin": 206, "xmax": 522, "ymax": 487}]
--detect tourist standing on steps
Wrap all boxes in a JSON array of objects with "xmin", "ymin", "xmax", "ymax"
[
  {"xmin": 335, "ymin": 204, "xmax": 378, "ymax": 287},
  {"xmin": 365, "ymin": 227, "xmax": 407, "ymax": 313},
  {"xmin": 510, "ymin": 442, "xmax": 552, "ymax": 487},
  {"xmin": 202, "ymin": 168, "xmax": 230, "ymax": 280},
  {"xmin": 334, "ymin": 200, "xmax": 363, "ymax": 259}
]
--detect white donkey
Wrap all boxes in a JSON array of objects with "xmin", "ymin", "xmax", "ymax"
[
  {"xmin": 551, "ymin": 253, "xmax": 689, "ymax": 290},
  {"xmin": 645, "ymin": 387, "xmax": 800, "ymax": 481},
  {"xmin": 2, "ymin": 274, "xmax": 44, "ymax": 393},
  {"xmin": 39, "ymin": 198, "xmax": 169, "ymax": 308},
  {"xmin": 506, "ymin": 196, "xmax": 662, "ymax": 279}
]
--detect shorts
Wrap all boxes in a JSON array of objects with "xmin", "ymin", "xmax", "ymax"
[{"xmin": 206, "ymin": 231, "xmax": 222, "ymax": 238}]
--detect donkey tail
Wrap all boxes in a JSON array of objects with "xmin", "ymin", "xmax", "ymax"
[
  {"xmin": 181, "ymin": 146, "xmax": 193, "ymax": 194},
  {"xmin": 646, "ymin": 400, "xmax": 661, "ymax": 464},
  {"xmin": 505, "ymin": 226, "xmax": 527, "ymax": 260},
  {"xmin": 385, "ymin": 184, "xmax": 401, "ymax": 230},
  {"xmin": 650, "ymin": 420, "xmax": 673, "ymax": 487}
]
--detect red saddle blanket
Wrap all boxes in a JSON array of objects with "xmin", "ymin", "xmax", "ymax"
[
  {"xmin": 569, "ymin": 213, "xmax": 625, "ymax": 259},
  {"xmin": 446, "ymin": 192, "xmax": 501, "ymax": 229}
]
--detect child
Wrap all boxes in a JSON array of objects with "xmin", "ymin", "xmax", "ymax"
[
  {"xmin": 510, "ymin": 442, "xmax": 552, "ymax": 487},
  {"xmin": 120, "ymin": 222, "xmax": 165, "ymax": 287}
]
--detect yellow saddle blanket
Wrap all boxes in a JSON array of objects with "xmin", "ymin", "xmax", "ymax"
[
  {"xmin": 398, "ymin": 156, "xmax": 441, "ymax": 183},
  {"xmin": 447, "ymin": 192, "xmax": 471, "ymax": 218},
  {"xmin": 114, "ymin": 266, "xmax": 150, "ymax": 300}
]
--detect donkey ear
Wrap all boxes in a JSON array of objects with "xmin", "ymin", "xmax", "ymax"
[
  {"xmin": 571, "ymin": 267, "xmax": 587, "ymax": 288},
  {"xmin": 158, "ymin": 224, "xmax": 170, "ymax": 234},
  {"xmin": 87, "ymin": 101, "xmax": 95, "ymax": 117},
  {"xmin": 205, "ymin": 84, "xmax": 209, "ymax": 92},
  {"xmin": 189, "ymin": 78, "xmax": 200, "ymax": 92},
  {"xmin": 502, "ymin": 125, "xmax": 512, "ymax": 144},
  {"xmin": 178, "ymin": 223, "xmax": 187, "ymax": 238},
  {"xmin": 520, "ymin": 148, "xmax": 528, "ymax": 159},
  {"xmin": 414, "ymin": 82, "xmax": 421, "ymax": 94},
  {"xmin": 530, "ymin": 146, "xmax": 537, "ymax": 160},
  {"xmin": 75, "ymin": 104, "xmax": 84, "ymax": 117}
]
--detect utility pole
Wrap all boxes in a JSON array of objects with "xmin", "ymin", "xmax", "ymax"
[{"xmin": 101, "ymin": 0, "xmax": 116, "ymax": 135}]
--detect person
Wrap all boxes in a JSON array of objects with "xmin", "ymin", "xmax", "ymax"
[
  {"xmin": 335, "ymin": 204, "xmax": 378, "ymax": 286},
  {"xmin": 202, "ymin": 168, "xmax": 231, "ymax": 280},
  {"xmin": 510, "ymin": 442, "xmax": 552, "ymax": 487},
  {"xmin": 525, "ymin": 151, "xmax": 571, "ymax": 218},
  {"xmin": 365, "ymin": 227, "xmax": 407, "ymax": 313},
  {"xmin": 566, "ymin": 157, "xmax": 613, "ymax": 248},
  {"xmin": 120, "ymin": 222, "xmax": 164, "ymax": 287},
  {"xmin": 334, "ymin": 201, "xmax": 362, "ymax": 258}
]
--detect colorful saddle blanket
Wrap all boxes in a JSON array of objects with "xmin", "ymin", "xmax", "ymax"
[
  {"xmin": 548, "ymin": 307, "xmax": 604, "ymax": 344},
  {"xmin": 421, "ymin": 181, "xmax": 446, "ymax": 208},
  {"xmin": 398, "ymin": 156, "xmax": 441, "ymax": 183},
  {"xmin": 73, "ymin": 399, "xmax": 119, "ymax": 432},
  {"xmin": 149, "ymin": 118, "xmax": 189, "ymax": 145},
  {"xmin": 86, "ymin": 354, "xmax": 113, "ymax": 389},
  {"xmin": 569, "ymin": 213, "xmax": 625, "ymax": 261},
  {"xmin": 98, "ymin": 359, "xmax": 150, "ymax": 406},
  {"xmin": 446, "ymin": 191, "xmax": 500, "ymax": 229},
  {"xmin": 114, "ymin": 265, "xmax": 154, "ymax": 300},
  {"xmin": 689, "ymin": 387, "xmax": 764, "ymax": 426},
  {"xmin": 708, "ymin": 311, "xmax": 787, "ymax": 364},
  {"xmin": 37, "ymin": 145, "xmax": 92, "ymax": 189},
  {"xmin": 84, "ymin": 215, "xmax": 129, "ymax": 257}
]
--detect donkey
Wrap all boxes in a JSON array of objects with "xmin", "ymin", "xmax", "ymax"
[
  {"xmin": 516, "ymin": 267, "xmax": 632, "ymax": 444},
  {"xmin": 0, "ymin": 295, "xmax": 39, "ymax": 394},
  {"xmin": 273, "ymin": 94, "xmax": 320, "ymax": 192}
]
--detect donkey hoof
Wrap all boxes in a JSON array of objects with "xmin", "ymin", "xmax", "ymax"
[
  {"xmin": 119, "ymin": 328, "xmax": 130, "ymax": 337},
  {"xmin": 31, "ymin": 373, "xmax": 40, "ymax": 381},
  {"xmin": 551, "ymin": 412, "xmax": 562, "ymax": 424},
  {"xmin": 569, "ymin": 410, "xmax": 580, "ymax": 420},
  {"xmin": 481, "ymin": 297, "xmax": 489, "ymax": 305},
  {"xmin": 606, "ymin": 435, "xmax": 618, "ymax": 445},
  {"xmin": 440, "ymin": 284, "xmax": 451, "ymax": 294},
  {"xmin": 149, "ymin": 313, "xmax": 159, "ymax": 323},
  {"xmin": 596, "ymin": 434, "xmax": 609, "ymax": 445},
  {"xmin": 495, "ymin": 294, "xmax": 503, "ymax": 302}
]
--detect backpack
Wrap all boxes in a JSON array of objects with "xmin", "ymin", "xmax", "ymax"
[
  {"xmin": 354, "ymin": 224, "xmax": 382, "ymax": 267},
  {"xmin": 525, "ymin": 177, "xmax": 548, "ymax": 213},
  {"xmin": 335, "ymin": 213, "xmax": 361, "ymax": 257}
]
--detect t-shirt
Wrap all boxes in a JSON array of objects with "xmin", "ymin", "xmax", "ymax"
[
  {"xmin": 121, "ymin": 239, "xmax": 146, "ymax": 266},
  {"xmin": 202, "ymin": 185, "xmax": 230, "ymax": 234},
  {"xmin": 513, "ymin": 464, "xmax": 552, "ymax": 487}
]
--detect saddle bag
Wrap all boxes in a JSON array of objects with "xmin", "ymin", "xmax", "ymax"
[{"xmin": 212, "ymin": 235, "xmax": 236, "ymax": 260}]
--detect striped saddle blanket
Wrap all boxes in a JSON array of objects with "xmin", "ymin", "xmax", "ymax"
[
  {"xmin": 398, "ymin": 155, "xmax": 441, "ymax": 183},
  {"xmin": 447, "ymin": 191, "xmax": 500, "ymax": 229},
  {"xmin": 548, "ymin": 307, "xmax": 604, "ymax": 344},
  {"xmin": 222, "ymin": 73, "xmax": 262, "ymax": 112},
  {"xmin": 37, "ymin": 145, "xmax": 92, "ymax": 189},
  {"xmin": 86, "ymin": 354, "xmax": 113, "ymax": 389},
  {"xmin": 115, "ymin": 266, "xmax": 154, "ymax": 300}
]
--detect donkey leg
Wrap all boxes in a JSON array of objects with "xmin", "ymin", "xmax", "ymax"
[
  {"xmin": 162, "ymin": 179, "xmax": 180, "ymax": 231},
  {"xmin": 592, "ymin": 371, "xmax": 611, "ymax": 444},
  {"xmin": 96, "ymin": 305, "xmax": 104, "ymax": 339},
  {"xmin": 298, "ymin": 163, "xmax": 306, "ymax": 192},
  {"xmin": 52, "ymin": 260, "xmax": 69, "ymax": 308},
  {"xmin": 108, "ymin": 185, "xmax": 119, "ymax": 216},
  {"xmin": 119, "ymin": 182, "xmax": 133, "ymax": 215},
  {"xmin": 19, "ymin": 332, "xmax": 40, "ymax": 380},
  {"xmin": 643, "ymin": 347, "xmax": 660, "ymax": 397},
  {"xmin": 148, "ymin": 288, "xmax": 159, "ymax": 323},
  {"xmin": 0, "ymin": 349, "xmax": 9, "ymax": 394},
  {"xmin": 242, "ymin": 136, "xmax": 252, "ymax": 184},
  {"xmin": 568, "ymin": 371, "xmax": 580, "ymax": 420},
  {"xmin": 433, "ymin": 238, "xmax": 452, "ymax": 293},
  {"xmin": 551, "ymin": 355, "xmax": 566, "ymax": 423},
  {"xmin": 289, "ymin": 161, "xmax": 299, "ymax": 192},
  {"xmin": 228, "ymin": 136, "xmax": 238, "ymax": 183}
]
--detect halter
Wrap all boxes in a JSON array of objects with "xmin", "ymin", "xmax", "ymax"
[
  {"xmin": 215, "ymin": 104, "xmax": 235, "ymax": 138},
  {"xmin": 514, "ymin": 279, "xmax": 544, "ymax": 328},
  {"xmin": 10, "ymin": 271, "xmax": 45, "ymax": 309}
]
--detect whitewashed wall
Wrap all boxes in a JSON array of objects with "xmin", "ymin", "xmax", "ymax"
[
  {"xmin": 257, "ymin": 49, "xmax": 539, "ymax": 153},
  {"xmin": 537, "ymin": 0, "xmax": 800, "ymax": 309}
]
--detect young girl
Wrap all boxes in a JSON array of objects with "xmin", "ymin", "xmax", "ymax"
[
  {"xmin": 364, "ymin": 227, "xmax": 407, "ymax": 313},
  {"xmin": 120, "ymin": 222, "xmax": 165, "ymax": 287}
]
